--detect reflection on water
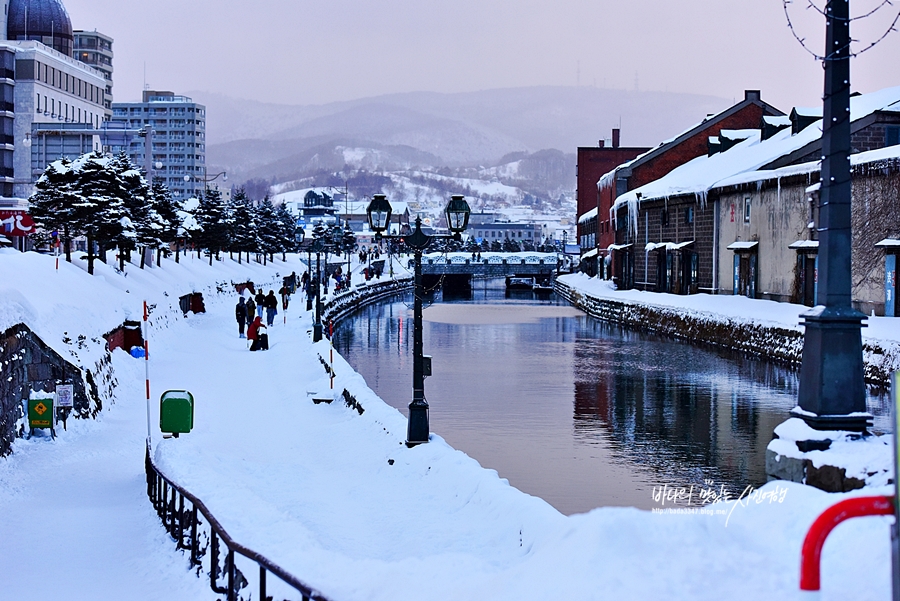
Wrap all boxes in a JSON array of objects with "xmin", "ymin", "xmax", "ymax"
[{"xmin": 333, "ymin": 279, "xmax": 891, "ymax": 515}]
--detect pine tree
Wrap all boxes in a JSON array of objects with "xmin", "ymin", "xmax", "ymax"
[
  {"xmin": 71, "ymin": 152, "xmax": 129, "ymax": 275},
  {"xmin": 194, "ymin": 187, "xmax": 230, "ymax": 265},
  {"xmin": 228, "ymin": 188, "xmax": 259, "ymax": 264},
  {"xmin": 28, "ymin": 158, "xmax": 80, "ymax": 262},
  {"xmin": 111, "ymin": 152, "xmax": 163, "ymax": 269},
  {"xmin": 256, "ymin": 196, "xmax": 280, "ymax": 264},
  {"xmin": 179, "ymin": 196, "xmax": 203, "ymax": 260},
  {"xmin": 152, "ymin": 181, "xmax": 182, "ymax": 264},
  {"xmin": 274, "ymin": 203, "xmax": 297, "ymax": 261}
]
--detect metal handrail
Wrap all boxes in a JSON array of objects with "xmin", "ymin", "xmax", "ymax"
[{"xmin": 145, "ymin": 444, "xmax": 334, "ymax": 601}]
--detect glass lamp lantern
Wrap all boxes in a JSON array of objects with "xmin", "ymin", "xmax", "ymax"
[
  {"xmin": 445, "ymin": 194, "xmax": 471, "ymax": 234},
  {"xmin": 366, "ymin": 194, "xmax": 393, "ymax": 234}
]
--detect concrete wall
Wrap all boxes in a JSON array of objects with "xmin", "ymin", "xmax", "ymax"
[{"xmin": 717, "ymin": 179, "xmax": 811, "ymax": 301}]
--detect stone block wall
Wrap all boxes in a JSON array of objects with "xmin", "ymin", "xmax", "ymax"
[{"xmin": 0, "ymin": 323, "xmax": 106, "ymax": 456}]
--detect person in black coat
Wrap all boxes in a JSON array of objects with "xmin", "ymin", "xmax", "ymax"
[
  {"xmin": 235, "ymin": 297, "xmax": 248, "ymax": 338},
  {"xmin": 255, "ymin": 291, "xmax": 266, "ymax": 319},
  {"xmin": 245, "ymin": 297, "xmax": 256, "ymax": 327},
  {"xmin": 264, "ymin": 290, "xmax": 278, "ymax": 326}
]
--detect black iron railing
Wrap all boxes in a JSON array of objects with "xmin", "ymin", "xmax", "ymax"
[{"xmin": 145, "ymin": 445, "xmax": 333, "ymax": 601}]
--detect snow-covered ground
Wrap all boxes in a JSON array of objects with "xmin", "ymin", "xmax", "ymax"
[{"xmin": 0, "ymin": 250, "xmax": 895, "ymax": 600}]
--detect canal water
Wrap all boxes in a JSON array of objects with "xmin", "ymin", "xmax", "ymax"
[{"xmin": 332, "ymin": 279, "xmax": 892, "ymax": 515}]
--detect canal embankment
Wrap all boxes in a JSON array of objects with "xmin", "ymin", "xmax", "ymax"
[{"xmin": 555, "ymin": 273, "xmax": 900, "ymax": 387}]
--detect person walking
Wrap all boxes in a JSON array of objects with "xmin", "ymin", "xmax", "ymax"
[
  {"xmin": 245, "ymin": 296, "xmax": 256, "ymax": 328},
  {"xmin": 278, "ymin": 283, "xmax": 291, "ymax": 311},
  {"xmin": 255, "ymin": 290, "xmax": 265, "ymax": 319},
  {"xmin": 265, "ymin": 290, "xmax": 278, "ymax": 326},
  {"xmin": 235, "ymin": 297, "xmax": 248, "ymax": 338}
]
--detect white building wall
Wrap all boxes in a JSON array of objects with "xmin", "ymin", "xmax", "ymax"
[{"xmin": 7, "ymin": 41, "xmax": 107, "ymax": 197}]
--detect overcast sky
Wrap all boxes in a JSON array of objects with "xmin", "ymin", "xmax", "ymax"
[{"xmin": 65, "ymin": 0, "xmax": 899, "ymax": 110}]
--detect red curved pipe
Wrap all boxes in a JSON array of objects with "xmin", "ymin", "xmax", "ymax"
[{"xmin": 800, "ymin": 495, "xmax": 894, "ymax": 591}]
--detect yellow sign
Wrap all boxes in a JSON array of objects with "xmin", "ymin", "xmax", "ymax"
[{"xmin": 34, "ymin": 402, "xmax": 47, "ymax": 416}]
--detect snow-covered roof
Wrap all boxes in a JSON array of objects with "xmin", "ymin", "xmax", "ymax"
[
  {"xmin": 607, "ymin": 243, "xmax": 633, "ymax": 251},
  {"xmin": 645, "ymin": 240, "xmax": 694, "ymax": 252},
  {"xmin": 763, "ymin": 115, "xmax": 792, "ymax": 126},
  {"xmin": 788, "ymin": 240, "xmax": 819, "ymax": 250},
  {"xmin": 581, "ymin": 248, "xmax": 598, "ymax": 259},
  {"xmin": 715, "ymin": 138, "xmax": 900, "ymax": 190},
  {"xmin": 792, "ymin": 107, "xmax": 822, "ymax": 118},
  {"xmin": 727, "ymin": 241, "xmax": 759, "ymax": 251},
  {"xmin": 612, "ymin": 86, "xmax": 900, "ymax": 212},
  {"xmin": 597, "ymin": 96, "xmax": 781, "ymax": 192},
  {"xmin": 719, "ymin": 129, "xmax": 758, "ymax": 141},
  {"xmin": 875, "ymin": 239, "xmax": 900, "ymax": 248},
  {"xmin": 578, "ymin": 208, "xmax": 598, "ymax": 224}
]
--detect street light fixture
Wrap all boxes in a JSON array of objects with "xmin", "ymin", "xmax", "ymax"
[
  {"xmin": 366, "ymin": 193, "xmax": 471, "ymax": 446},
  {"xmin": 183, "ymin": 171, "xmax": 227, "ymax": 183}
]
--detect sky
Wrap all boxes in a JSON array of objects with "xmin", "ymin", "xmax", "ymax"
[{"xmin": 64, "ymin": 0, "xmax": 900, "ymax": 110}]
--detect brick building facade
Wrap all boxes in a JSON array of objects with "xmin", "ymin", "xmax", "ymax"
[{"xmin": 596, "ymin": 91, "xmax": 783, "ymax": 279}]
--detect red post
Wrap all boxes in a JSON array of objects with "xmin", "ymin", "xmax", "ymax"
[
  {"xmin": 800, "ymin": 495, "xmax": 894, "ymax": 591},
  {"xmin": 329, "ymin": 320, "xmax": 334, "ymax": 390},
  {"xmin": 144, "ymin": 301, "xmax": 151, "ymax": 444}
]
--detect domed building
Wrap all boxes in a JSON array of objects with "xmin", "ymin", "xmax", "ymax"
[
  {"xmin": 0, "ymin": 0, "xmax": 116, "ymax": 218},
  {"xmin": 6, "ymin": 0, "xmax": 74, "ymax": 57}
]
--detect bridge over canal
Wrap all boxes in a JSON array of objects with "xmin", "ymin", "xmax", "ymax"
[{"xmin": 417, "ymin": 252, "xmax": 560, "ymax": 291}]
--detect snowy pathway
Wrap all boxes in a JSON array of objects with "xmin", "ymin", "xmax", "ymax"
[{"xmin": 0, "ymin": 351, "xmax": 210, "ymax": 600}]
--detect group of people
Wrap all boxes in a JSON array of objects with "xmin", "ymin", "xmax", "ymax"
[
  {"xmin": 234, "ymin": 288, "xmax": 280, "ymax": 351},
  {"xmin": 233, "ymin": 273, "xmax": 307, "ymax": 352}
]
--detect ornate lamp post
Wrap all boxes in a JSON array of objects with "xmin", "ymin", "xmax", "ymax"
[
  {"xmin": 366, "ymin": 194, "xmax": 471, "ymax": 445},
  {"xmin": 796, "ymin": 0, "xmax": 871, "ymax": 432}
]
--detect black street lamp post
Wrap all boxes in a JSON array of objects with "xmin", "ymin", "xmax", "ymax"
[
  {"xmin": 366, "ymin": 194, "xmax": 471, "ymax": 446},
  {"xmin": 796, "ymin": 0, "xmax": 871, "ymax": 431}
]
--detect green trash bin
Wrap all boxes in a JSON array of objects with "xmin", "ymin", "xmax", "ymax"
[{"xmin": 160, "ymin": 390, "xmax": 194, "ymax": 437}]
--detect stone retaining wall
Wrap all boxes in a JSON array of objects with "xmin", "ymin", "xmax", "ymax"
[
  {"xmin": 554, "ymin": 280, "xmax": 900, "ymax": 386},
  {"xmin": 0, "ymin": 324, "xmax": 109, "ymax": 456}
]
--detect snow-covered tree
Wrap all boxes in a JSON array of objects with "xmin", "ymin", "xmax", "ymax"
[
  {"xmin": 152, "ymin": 181, "xmax": 182, "ymax": 264},
  {"xmin": 256, "ymin": 196, "xmax": 280, "ymax": 264},
  {"xmin": 179, "ymin": 196, "xmax": 203, "ymax": 262},
  {"xmin": 111, "ymin": 152, "xmax": 162, "ymax": 269},
  {"xmin": 71, "ymin": 152, "xmax": 130, "ymax": 274},
  {"xmin": 194, "ymin": 187, "xmax": 230, "ymax": 265},
  {"xmin": 28, "ymin": 158, "xmax": 80, "ymax": 262},
  {"xmin": 228, "ymin": 188, "xmax": 259, "ymax": 264},
  {"xmin": 274, "ymin": 203, "xmax": 298, "ymax": 261}
]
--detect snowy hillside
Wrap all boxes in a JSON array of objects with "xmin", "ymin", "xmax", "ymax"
[{"xmin": 202, "ymin": 86, "xmax": 731, "ymax": 179}]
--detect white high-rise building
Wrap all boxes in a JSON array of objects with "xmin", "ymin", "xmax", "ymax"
[
  {"xmin": 111, "ymin": 91, "xmax": 208, "ymax": 200},
  {"xmin": 0, "ymin": 0, "xmax": 116, "ymax": 202}
]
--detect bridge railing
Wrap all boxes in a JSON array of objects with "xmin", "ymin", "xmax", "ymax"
[{"xmin": 145, "ymin": 444, "xmax": 334, "ymax": 601}]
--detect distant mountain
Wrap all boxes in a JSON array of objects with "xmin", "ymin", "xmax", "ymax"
[{"xmin": 193, "ymin": 87, "xmax": 732, "ymax": 184}]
